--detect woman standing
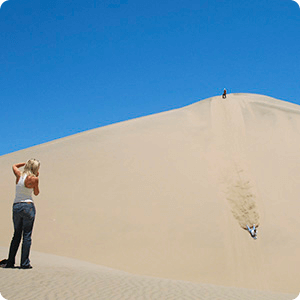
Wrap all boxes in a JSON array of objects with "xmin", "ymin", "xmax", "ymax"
[{"xmin": 5, "ymin": 159, "xmax": 40, "ymax": 269}]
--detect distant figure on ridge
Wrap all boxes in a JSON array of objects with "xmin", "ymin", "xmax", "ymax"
[
  {"xmin": 2, "ymin": 159, "xmax": 40, "ymax": 269},
  {"xmin": 222, "ymin": 88, "xmax": 227, "ymax": 99}
]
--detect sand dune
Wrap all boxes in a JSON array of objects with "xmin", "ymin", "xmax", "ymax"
[
  {"xmin": 0, "ymin": 247, "xmax": 296, "ymax": 300},
  {"xmin": 0, "ymin": 93, "xmax": 300, "ymax": 297}
]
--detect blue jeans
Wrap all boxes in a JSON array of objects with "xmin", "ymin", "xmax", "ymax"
[{"xmin": 7, "ymin": 202, "xmax": 36, "ymax": 268}]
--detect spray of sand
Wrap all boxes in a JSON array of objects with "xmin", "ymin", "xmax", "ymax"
[
  {"xmin": 224, "ymin": 167, "xmax": 259, "ymax": 229},
  {"xmin": 210, "ymin": 95, "xmax": 260, "ymax": 229}
]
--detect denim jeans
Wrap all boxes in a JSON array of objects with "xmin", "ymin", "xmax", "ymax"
[{"xmin": 7, "ymin": 202, "xmax": 36, "ymax": 268}]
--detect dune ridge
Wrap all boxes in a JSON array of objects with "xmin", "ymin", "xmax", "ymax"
[{"xmin": 0, "ymin": 93, "xmax": 300, "ymax": 296}]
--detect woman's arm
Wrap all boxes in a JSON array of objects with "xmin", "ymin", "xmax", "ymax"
[
  {"xmin": 33, "ymin": 177, "xmax": 39, "ymax": 196},
  {"xmin": 12, "ymin": 163, "xmax": 26, "ymax": 181}
]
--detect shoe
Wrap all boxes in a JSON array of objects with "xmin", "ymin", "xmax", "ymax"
[
  {"xmin": 0, "ymin": 259, "xmax": 8, "ymax": 268},
  {"xmin": 20, "ymin": 265, "xmax": 33, "ymax": 269},
  {"xmin": 4, "ymin": 264, "xmax": 15, "ymax": 269}
]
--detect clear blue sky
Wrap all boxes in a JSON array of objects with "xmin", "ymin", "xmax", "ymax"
[{"xmin": 1, "ymin": 0, "xmax": 299, "ymax": 156}]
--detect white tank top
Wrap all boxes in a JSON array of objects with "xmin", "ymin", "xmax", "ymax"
[{"xmin": 14, "ymin": 174, "xmax": 33, "ymax": 204}]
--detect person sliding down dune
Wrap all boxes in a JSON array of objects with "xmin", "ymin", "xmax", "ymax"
[{"xmin": 245, "ymin": 224, "xmax": 258, "ymax": 240}]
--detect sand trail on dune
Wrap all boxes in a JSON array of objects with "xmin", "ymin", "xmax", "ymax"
[{"xmin": 210, "ymin": 96, "xmax": 259, "ymax": 229}]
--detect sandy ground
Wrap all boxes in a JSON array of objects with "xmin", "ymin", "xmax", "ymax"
[
  {"xmin": 0, "ymin": 93, "xmax": 300, "ymax": 298},
  {"xmin": 0, "ymin": 247, "xmax": 297, "ymax": 300}
]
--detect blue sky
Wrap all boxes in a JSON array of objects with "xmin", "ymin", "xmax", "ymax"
[{"xmin": 1, "ymin": 0, "xmax": 299, "ymax": 156}]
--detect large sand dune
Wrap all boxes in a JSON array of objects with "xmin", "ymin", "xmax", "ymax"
[{"xmin": 0, "ymin": 93, "xmax": 299, "ymax": 297}]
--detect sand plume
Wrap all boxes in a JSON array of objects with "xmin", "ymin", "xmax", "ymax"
[
  {"xmin": 210, "ymin": 95, "xmax": 260, "ymax": 229},
  {"xmin": 225, "ymin": 170, "xmax": 259, "ymax": 229}
]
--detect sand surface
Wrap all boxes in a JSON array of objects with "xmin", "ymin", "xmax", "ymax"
[
  {"xmin": 0, "ymin": 93, "xmax": 300, "ymax": 298},
  {"xmin": 0, "ymin": 247, "xmax": 296, "ymax": 300}
]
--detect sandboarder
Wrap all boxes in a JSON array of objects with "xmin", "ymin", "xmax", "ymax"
[{"xmin": 246, "ymin": 224, "xmax": 258, "ymax": 240}]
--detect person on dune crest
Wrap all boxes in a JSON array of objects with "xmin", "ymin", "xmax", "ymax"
[{"xmin": 222, "ymin": 88, "xmax": 227, "ymax": 99}]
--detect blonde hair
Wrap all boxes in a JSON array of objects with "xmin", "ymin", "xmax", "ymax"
[{"xmin": 22, "ymin": 159, "xmax": 40, "ymax": 177}]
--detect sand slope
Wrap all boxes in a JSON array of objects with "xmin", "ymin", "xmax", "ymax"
[
  {"xmin": 0, "ymin": 247, "xmax": 296, "ymax": 300},
  {"xmin": 0, "ymin": 94, "xmax": 299, "ymax": 294}
]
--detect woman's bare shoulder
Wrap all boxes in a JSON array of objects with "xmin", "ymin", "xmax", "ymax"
[{"xmin": 25, "ymin": 175, "xmax": 39, "ymax": 188}]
